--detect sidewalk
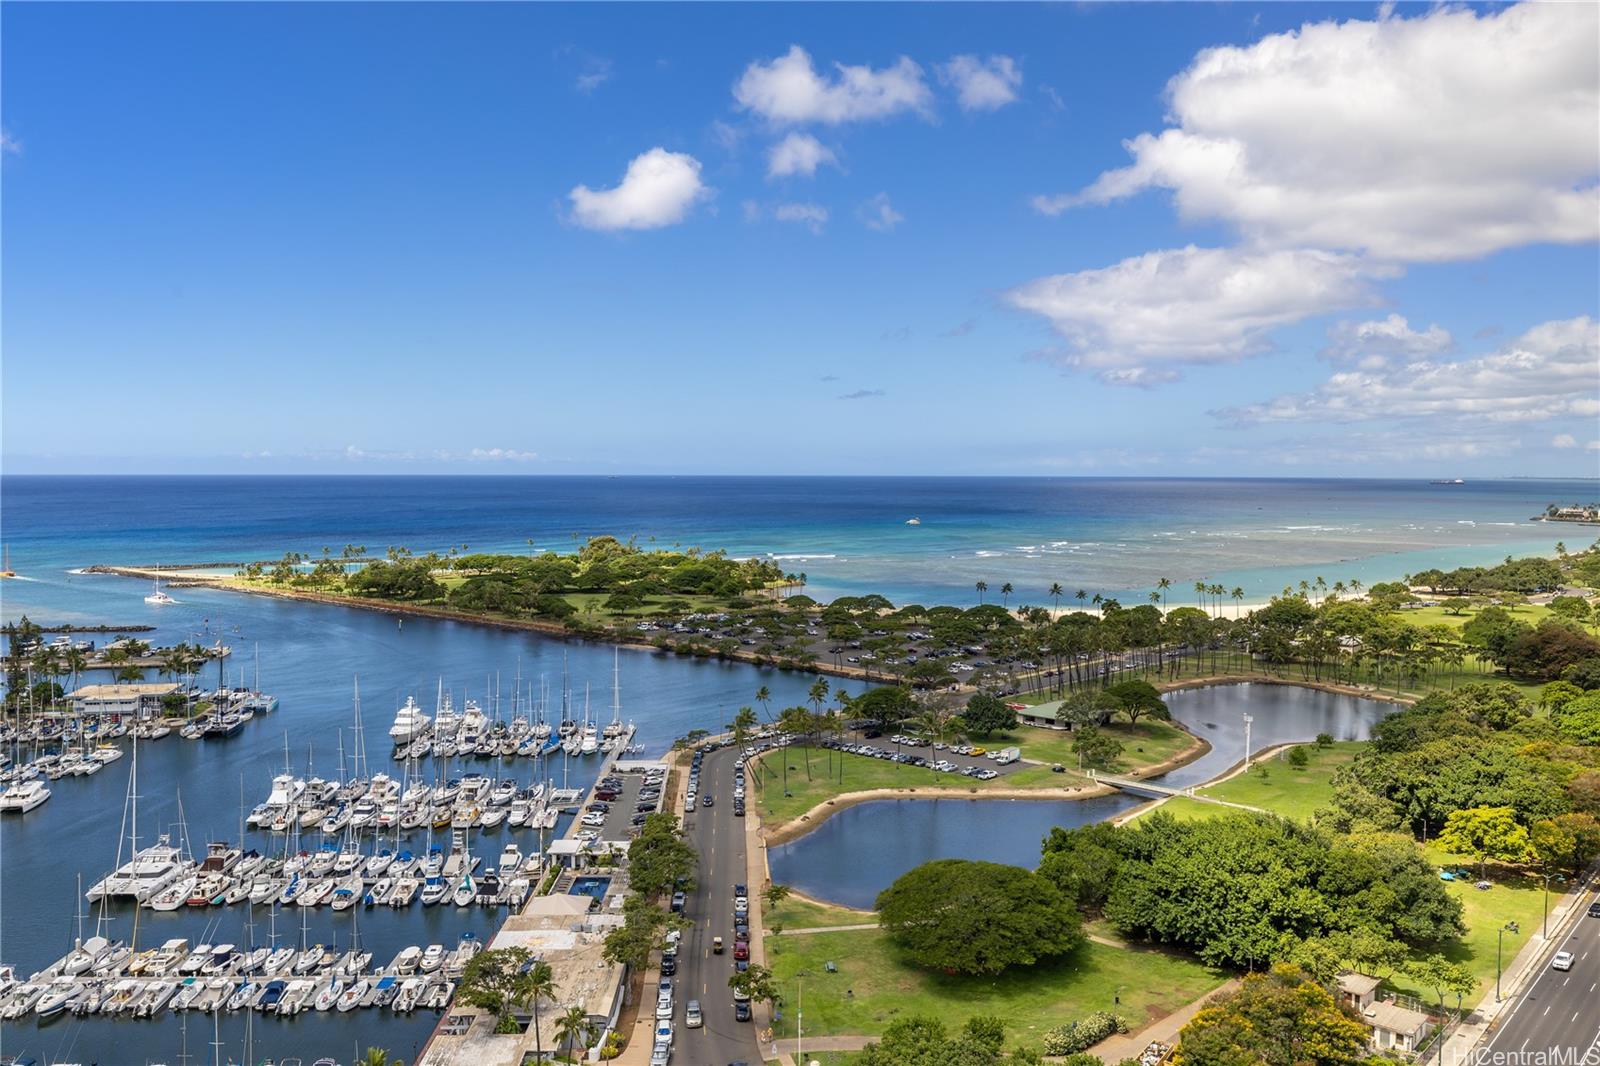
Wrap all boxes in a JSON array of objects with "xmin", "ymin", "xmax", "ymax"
[{"xmin": 1092, "ymin": 979, "xmax": 1238, "ymax": 1062}]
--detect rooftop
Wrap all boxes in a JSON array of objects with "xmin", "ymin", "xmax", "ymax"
[
  {"xmin": 72, "ymin": 682, "xmax": 180, "ymax": 699},
  {"xmin": 1365, "ymin": 999, "xmax": 1430, "ymax": 1035}
]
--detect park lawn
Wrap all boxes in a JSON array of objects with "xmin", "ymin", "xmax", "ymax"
[
  {"xmin": 1402, "ymin": 601, "xmax": 1554, "ymax": 631},
  {"xmin": 751, "ymin": 751, "xmax": 1093, "ymax": 828},
  {"xmin": 766, "ymin": 894, "xmax": 872, "ymax": 931},
  {"xmin": 1196, "ymin": 741, "xmax": 1363, "ymax": 821},
  {"xmin": 1384, "ymin": 845, "xmax": 1561, "ymax": 1004},
  {"xmin": 764, "ymin": 926, "xmax": 1227, "ymax": 1042},
  {"xmin": 1009, "ymin": 719, "xmax": 1202, "ymax": 773}
]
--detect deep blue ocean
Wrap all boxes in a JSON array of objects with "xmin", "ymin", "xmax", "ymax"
[{"xmin": 0, "ymin": 475, "xmax": 1593, "ymax": 1063}]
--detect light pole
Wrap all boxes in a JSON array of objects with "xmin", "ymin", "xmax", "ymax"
[
  {"xmin": 1242, "ymin": 714, "xmax": 1254, "ymax": 769},
  {"xmin": 1542, "ymin": 867, "xmax": 1551, "ymax": 939},
  {"xmin": 796, "ymin": 969, "xmax": 808, "ymax": 1066},
  {"xmin": 1495, "ymin": 920, "xmax": 1519, "ymax": 1002}
]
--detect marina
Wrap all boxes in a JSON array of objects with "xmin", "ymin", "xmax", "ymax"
[{"xmin": 0, "ymin": 932, "xmax": 480, "ymax": 1023}]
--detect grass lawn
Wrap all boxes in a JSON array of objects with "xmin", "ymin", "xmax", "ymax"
[
  {"xmin": 1402, "ymin": 602, "xmax": 1555, "ymax": 631},
  {"xmin": 1011, "ymin": 719, "xmax": 1201, "ymax": 774},
  {"xmin": 1196, "ymin": 741, "xmax": 1362, "ymax": 821},
  {"xmin": 766, "ymin": 894, "xmax": 872, "ymax": 931},
  {"xmin": 1385, "ymin": 846, "xmax": 1566, "ymax": 1004},
  {"xmin": 764, "ymin": 926, "xmax": 1227, "ymax": 1041},
  {"xmin": 751, "ymin": 751, "xmax": 1092, "ymax": 828}
]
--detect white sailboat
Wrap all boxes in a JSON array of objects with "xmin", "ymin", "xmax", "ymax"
[{"xmin": 145, "ymin": 572, "xmax": 177, "ymax": 605}]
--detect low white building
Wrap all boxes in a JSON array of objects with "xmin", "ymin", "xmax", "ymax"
[
  {"xmin": 1363, "ymin": 999, "xmax": 1433, "ymax": 1053},
  {"xmin": 71, "ymin": 683, "xmax": 178, "ymax": 718}
]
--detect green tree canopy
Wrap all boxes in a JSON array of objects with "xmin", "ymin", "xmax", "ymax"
[{"xmin": 876, "ymin": 859, "xmax": 1084, "ymax": 976}]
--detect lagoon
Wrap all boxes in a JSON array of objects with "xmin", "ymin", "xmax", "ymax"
[{"xmin": 767, "ymin": 684, "xmax": 1398, "ymax": 908}]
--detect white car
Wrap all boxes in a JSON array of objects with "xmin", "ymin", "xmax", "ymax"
[
  {"xmin": 685, "ymin": 999, "xmax": 702, "ymax": 1028},
  {"xmin": 650, "ymin": 1043, "xmax": 671, "ymax": 1065},
  {"xmin": 656, "ymin": 994, "xmax": 673, "ymax": 1019},
  {"xmin": 1551, "ymin": 951, "xmax": 1575, "ymax": 971},
  {"xmin": 655, "ymin": 1020, "xmax": 673, "ymax": 1045}
]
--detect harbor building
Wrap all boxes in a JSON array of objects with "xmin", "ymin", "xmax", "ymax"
[{"xmin": 70, "ymin": 682, "xmax": 179, "ymax": 718}]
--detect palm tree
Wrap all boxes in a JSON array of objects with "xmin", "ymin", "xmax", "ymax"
[
  {"xmin": 518, "ymin": 960, "xmax": 555, "ymax": 1059},
  {"xmin": 1075, "ymin": 589, "xmax": 1087, "ymax": 609},
  {"xmin": 1231, "ymin": 587, "xmax": 1245, "ymax": 619},
  {"xmin": 1314, "ymin": 576, "xmax": 1327, "ymax": 604},
  {"xmin": 1049, "ymin": 583, "xmax": 1064, "ymax": 612},
  {"xmin": 1194, "ymin": 581, "xmax": 1207, "ymax": 609},
  {"xmin": 975, "ymin": 580, "xmax": 988, "ymax": 605},
  {"xmin": 1157, "ymin": 576, "xmax": 1171, "ymax": 615},
  {"xmin": 358, "ymin": 1049, "xmax": 402, "ymax": 1066},
  {"xmin": 727, "ymin": 706, "xmax": 758, "ymax": 749},
  {"xmin": 1000, "ymin": 582, "xmax": 1013, "ymax": 608},
  {"xmin": 754, "ymin": 686, "xmax": 772, "ymax": 722},
  {"xmin": 554, "ymin": 1004, "xmax": 597, "ymax": 1060},
  {"xmin": 1349, "ymin": 577, "xmax": 1363, "ymax": 597}
]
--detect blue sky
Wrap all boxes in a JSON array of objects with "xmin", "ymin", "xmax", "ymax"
[{"xmin": 3, "ymin": 2, "xmax": 1596, "ymax": 476}]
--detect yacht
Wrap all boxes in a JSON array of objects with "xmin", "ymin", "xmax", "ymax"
[
  {"xmin": 0, "ymin": 778, "xmax": 51, "ymax": 813},
  {"xmin": 86, "ymin": 835, "xmax": 189, "ymax": 902},
  {"xmin": 497, "ymin": 841, "xmax": 523, "ymax": 876},
  {"xmin": 389, "ymin": 696, "xmax": 431, "ymax": 745}
]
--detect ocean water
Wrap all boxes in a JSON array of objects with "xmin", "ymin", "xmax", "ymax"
[{"xmin": 2, "ymin": 475, "xmax": 1592, "ymax": 615}]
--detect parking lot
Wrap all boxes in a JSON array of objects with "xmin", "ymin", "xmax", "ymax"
[{"xmin": 577, "ymin": 761, "xmax": 667, "ymax": 843}]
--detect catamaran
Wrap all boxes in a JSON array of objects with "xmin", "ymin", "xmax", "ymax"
[{"xmin": 144, "ymin": 572, "xmax": 177, "ymax": 605}]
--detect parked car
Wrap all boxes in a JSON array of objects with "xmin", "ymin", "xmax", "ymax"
[
  {"xmin": 734, "ymin": 941, "xmax": 749, "ymax": 960},
  {"xmin": 734, "ymin": 999, "xmax": 752, "ymax": 1022}
]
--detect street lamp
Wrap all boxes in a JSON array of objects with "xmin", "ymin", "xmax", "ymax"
[
  {"xmin": 1495, "ymin": 920, "xmax": 1519, "ymax": 1002},
  {"xmin": 796, "ymin": 969, "xmax": 809, "ymax": 1066},
  {"xmin": 1242, "ymin": 714, "xmax": 1254, "ymax": 769}
]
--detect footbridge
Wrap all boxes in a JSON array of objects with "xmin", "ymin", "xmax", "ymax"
[{"xmin": 1088, "ymin": 770, "xmax": 1265, "ymax": 813}]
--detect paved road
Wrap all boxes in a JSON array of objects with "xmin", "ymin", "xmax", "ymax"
[
  {"xmin": 1478, "ymin": 887, "xmax": 1600, "ymax": 1064},
  {"xmin": 670, "ymin": 745, "xmax": 761, "ymax": 1066}
]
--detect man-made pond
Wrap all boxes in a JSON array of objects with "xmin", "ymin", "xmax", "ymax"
[{"xmin": 768, "ymin": 683, "xmax": 1396, "ymax": 908}]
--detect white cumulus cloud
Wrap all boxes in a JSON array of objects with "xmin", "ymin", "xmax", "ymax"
[
  {"xmin": 1006, "ymin": 245, "xmax": 1385, "ymax": 383},
  {"xmin": 1032, "ymin": 3, "xmax": 1600, "ymax": 262},
  {"xmin": 767, "ymin": 132, "xmax": 839, "ymax": 179},
  {"xmin": 940, "ymin": 55, "xmax": 1022, "ymax": 111},
  {"xmin": 1216, "ymin": 317, "xmax": 1600, "ymax": 425},
  {"xmin": 568, "ymin": 148, "xmax": 709, "ymax": 231},
  {"xmin": 734, "ymin": 45, "xmax": 932, "ymax": 125},
  {"xmin": 858, "ymin": 192, "xmax": 904, "ymax": 232},
  {"xmin": 773, "ymin": 202, "xmax": 829, "ymax": 234},
  {"xmin": 1551, "ymin": 434, "xmax": 1578, "ymax": 449},
  {"xmin": 1321, "ymin": 314, "xmax": 1453, "ymax": 368}
]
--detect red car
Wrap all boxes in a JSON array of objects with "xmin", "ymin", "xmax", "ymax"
[{"xmin": 734, "ymin": 941, "xmax": 749, "ymax": 960}]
